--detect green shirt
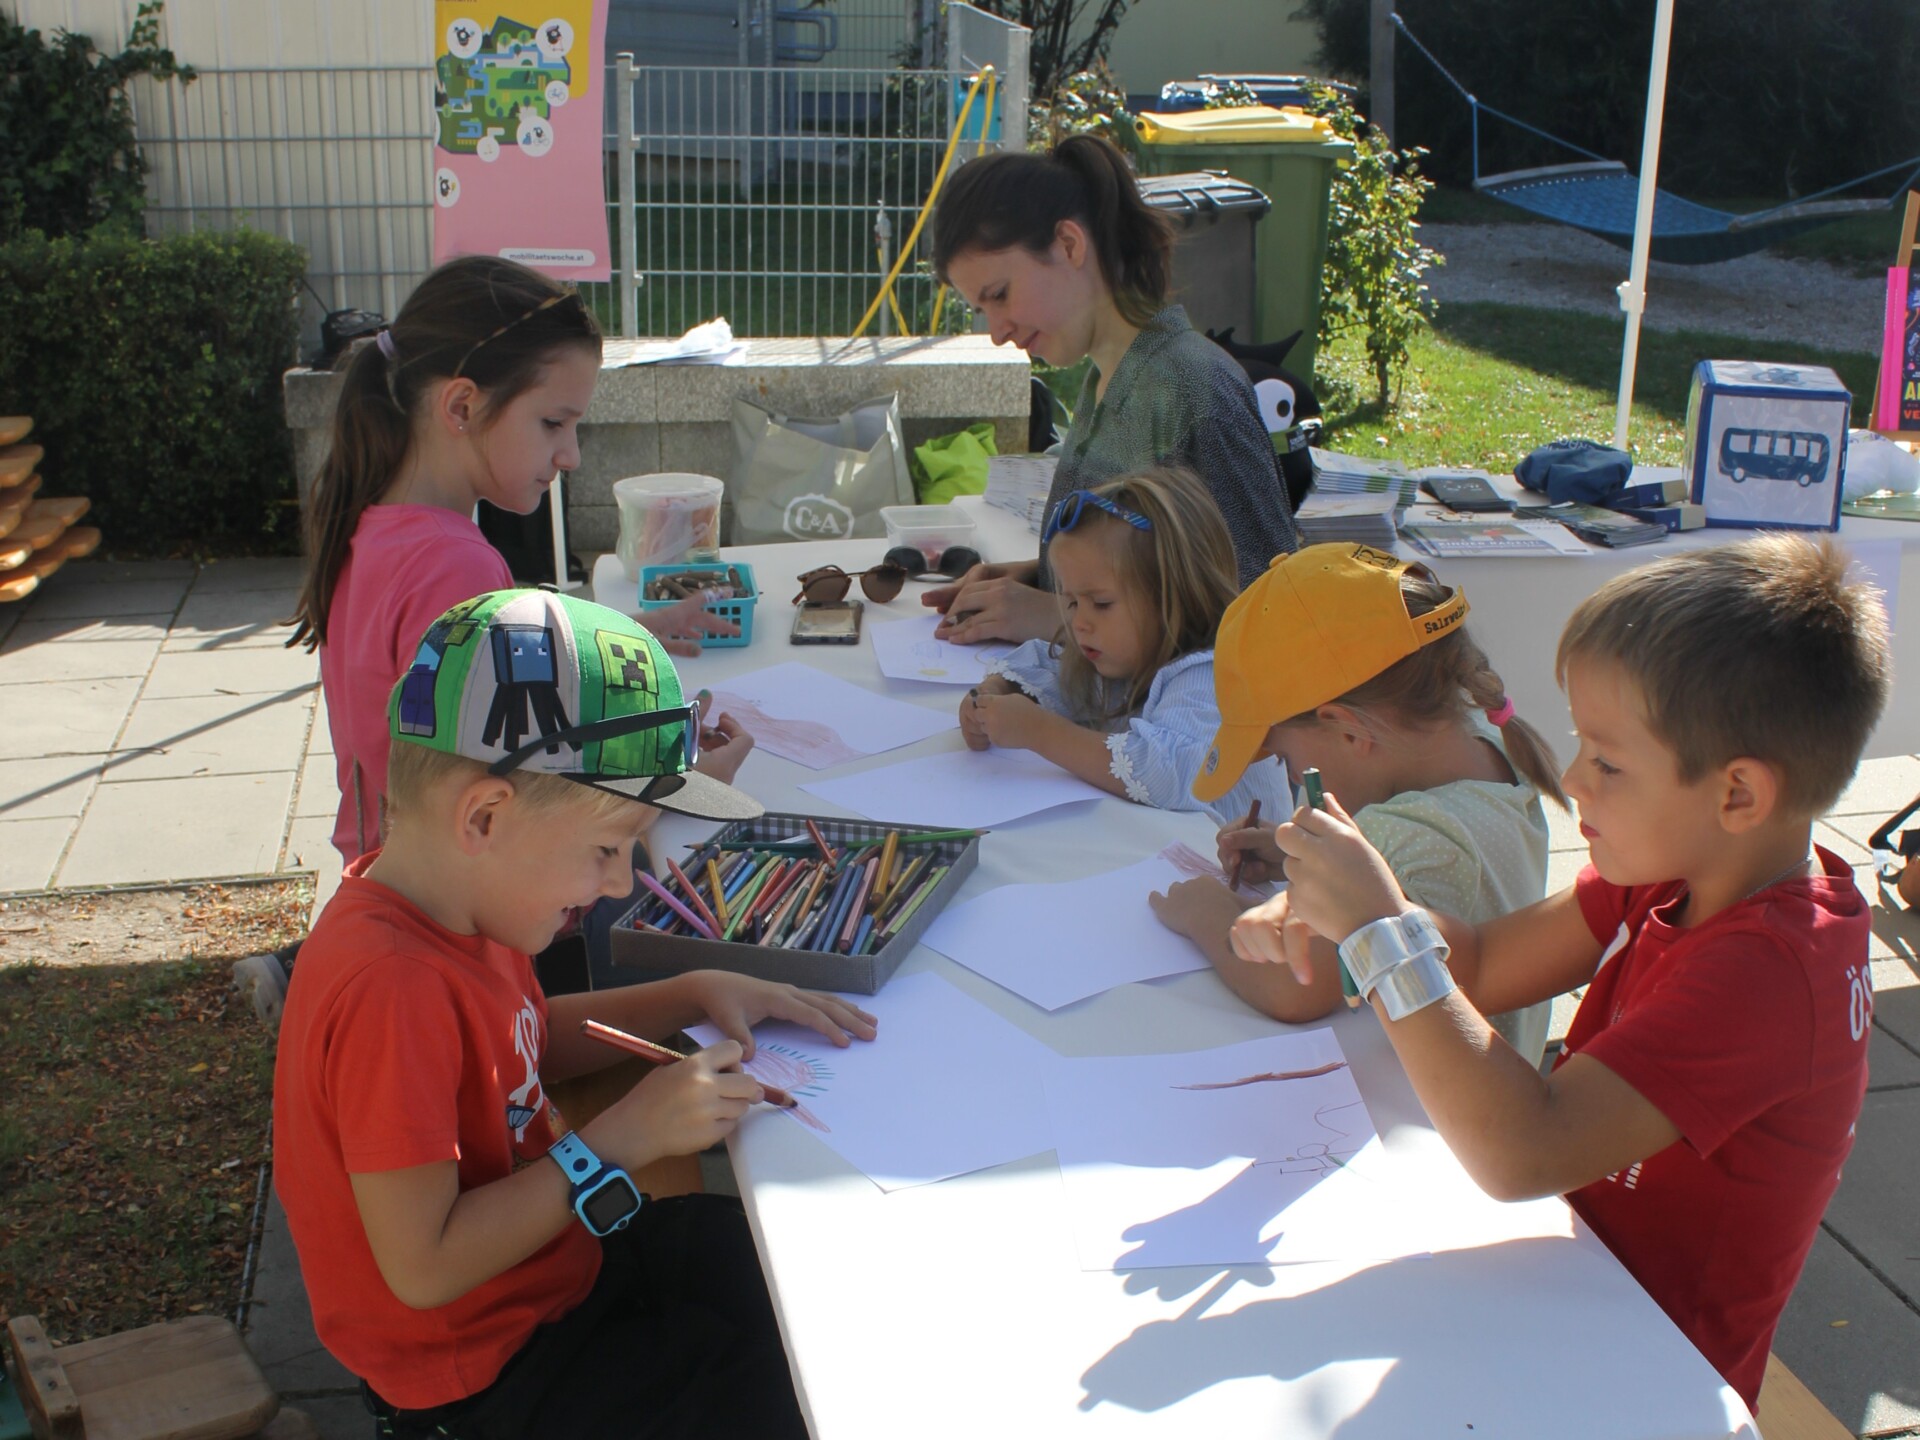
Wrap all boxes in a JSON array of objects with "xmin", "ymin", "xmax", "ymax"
[{"xmin": 1043, "ymin": 305, "xmax": 1299, "ymax": 589}]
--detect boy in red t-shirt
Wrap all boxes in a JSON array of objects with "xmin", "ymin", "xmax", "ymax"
[
  {"xmin": 274, "ymin": 589, "xmax": 875, "ymax": 1439},
  {"xmin": 1227, "ymin": 535, "xmax": 1889, "ymax": 1410}
]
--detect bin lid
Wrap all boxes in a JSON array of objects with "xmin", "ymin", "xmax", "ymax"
[
  {"xmin": 1137, "ymin": 171, "xmax": 1272, "ymax": 226},
  {"xmin": 1135, "ymin": 104, "xmax": 1340, "ymax": 145}
]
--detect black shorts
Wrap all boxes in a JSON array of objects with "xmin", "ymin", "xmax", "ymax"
[{"xmin": 365, "ymin": 1194, "xmax": 807, "ymax": 1440}]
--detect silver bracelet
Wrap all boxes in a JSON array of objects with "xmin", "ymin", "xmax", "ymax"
[
  {"xmin": 1369, "ymin": 950, "xmax": 1459, "ymax": 1021},
  {"xmin": 1338, "ymin": 908, "xmax": 1445, "ymax": 995}
]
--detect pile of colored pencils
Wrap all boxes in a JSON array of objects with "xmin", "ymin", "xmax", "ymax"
[{"xmin": 626, "ymin": 823, "xmax": 982, "ymax": 956}]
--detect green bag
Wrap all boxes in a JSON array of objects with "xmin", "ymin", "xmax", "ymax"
[{"xmin": 911, "ymin": 422, "xmax": 998, "ymax": 504}]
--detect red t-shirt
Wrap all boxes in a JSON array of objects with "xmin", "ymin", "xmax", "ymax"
[
  {"xmin": 272, "ymin": 856, "xmax": 600, "ymax": 1410},
  {"xmin": 319, "ymin": 505, "xmax": 510, "ymax": 863},
  {"xmin": 1561, "ymin": 846, "xmax": 1871, "ymax": 1408}
]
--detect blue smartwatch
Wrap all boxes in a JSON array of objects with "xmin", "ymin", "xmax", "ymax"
[{"xmin": 548, "ymin": 1131, "xmax": 643, "ymax": 1236}]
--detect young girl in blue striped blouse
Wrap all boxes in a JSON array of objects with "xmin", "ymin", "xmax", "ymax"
[{"xmin": 959, "ymin": 466, "xmax": 1291, "ymax": 822}]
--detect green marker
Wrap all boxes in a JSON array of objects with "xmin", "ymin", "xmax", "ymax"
[{"xmin": 1302, "ymin": 767, "xmax": 1360, "ymax": 1007}]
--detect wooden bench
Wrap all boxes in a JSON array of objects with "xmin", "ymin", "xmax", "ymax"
[
  {"xmin": 4, "ymin": 1312, "xmax": 316, "ymax": 1440},
  {"xmin": 1755, "ymin": 1352, "xmax": 1854, "ymax": 1440}
]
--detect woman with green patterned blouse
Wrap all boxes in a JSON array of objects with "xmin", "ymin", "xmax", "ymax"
[{"xmin": 926, "ymin": 134, "xmax": 1300, "ymax": 645}]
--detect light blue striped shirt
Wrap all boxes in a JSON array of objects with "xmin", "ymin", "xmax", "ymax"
[{"xmin": 987, "ymin": 641, "xmax": 1292, "ymax": 823}]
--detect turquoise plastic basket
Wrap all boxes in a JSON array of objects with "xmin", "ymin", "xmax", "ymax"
[{"xmin": 638, "ymin": 562, "xmax": 758, "ymax": 648}]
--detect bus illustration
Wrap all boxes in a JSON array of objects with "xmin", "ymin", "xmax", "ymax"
[{"xmin": 1718, "ymin": 428, "xmax": 1831, "ymax": 487}]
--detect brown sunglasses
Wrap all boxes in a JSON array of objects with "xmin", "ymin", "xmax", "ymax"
[{"xmin": 793, "ymin": 562, "xmax": 912, "ymax": 606}]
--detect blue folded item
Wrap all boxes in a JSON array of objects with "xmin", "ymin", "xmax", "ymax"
[{"xmin": 1514, "ymin": 438, "xmax": 1635, "ymax": 505}]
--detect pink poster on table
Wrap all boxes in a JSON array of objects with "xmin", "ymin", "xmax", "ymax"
[{"xmin": 432, "ymin": 0, "xmax": 611, "ymax": 281}]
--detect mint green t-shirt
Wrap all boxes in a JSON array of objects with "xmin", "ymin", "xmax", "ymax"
[{"xmin": 1354, "ymin": 725, "xmax": 1553, "ymax": 1066}]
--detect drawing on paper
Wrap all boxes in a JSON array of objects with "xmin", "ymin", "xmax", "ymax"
[
  {"xmin": 1158, "ymin": 842, "xmax": 1223, "ymax": 883},
  {"xmin": 904, "ymin": 637, "xmax": 1013, "ymax": 679},
  {"xmin": 707, "ymin": 690, "xmax": 863, "ymax": 769},
  {"xmin": 1172, "ymin": 1060, "xmax": 1348, "ymax": 1090},
  {"xmin": 1253, "ymin": 1099, "xmax": 1368, "ymax": 1177},
  {"xmin": 745, "ymin": 1042, "xmax": 835, "ymax": 1132}
]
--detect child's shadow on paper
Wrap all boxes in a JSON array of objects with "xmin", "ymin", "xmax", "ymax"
[
  {"xmin": 1080, "ymin": 1239, "xmax": 1742, "ymax": 1437},
  {"xmin": 1113, "ymin": 1160, "xmax": 1319, "ymax": 1299}
]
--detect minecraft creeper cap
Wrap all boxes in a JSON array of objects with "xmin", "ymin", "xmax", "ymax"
[
  {"xmin": 389, "ymin": 588, "xmax": 762, "ymax": 821},
  {"xmin": 1192, "ymin": 544, "xmax": 1470, "ymax": 803}
]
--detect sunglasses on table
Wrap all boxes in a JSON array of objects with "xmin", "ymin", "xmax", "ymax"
[
  {"xmin": 793, "ymin": 546, "xmax": 985, "ymax": 606},
  {"xmin": 1041, "ymin": 490, "xmax": 1154, "ymax": 545}
]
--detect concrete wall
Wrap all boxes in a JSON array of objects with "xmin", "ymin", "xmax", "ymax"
[
  {"xmin": 1105, "ymin": 1, "xmax": 1321, "ymax": 100},
  {"xmin": 284, "ymin": 335, "xmax": 1031, "ymax": 552}
]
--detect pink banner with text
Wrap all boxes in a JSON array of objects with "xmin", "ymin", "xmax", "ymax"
[{"xmin": 432, "ymin": 0, "xmax": 611, "ymax": 281}]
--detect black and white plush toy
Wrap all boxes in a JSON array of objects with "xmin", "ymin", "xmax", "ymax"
[{"xmin": 1207, "ymin": 327, "xmax": 1323, "ymax": 512}]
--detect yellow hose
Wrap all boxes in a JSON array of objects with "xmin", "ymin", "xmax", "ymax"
[
  {"xmin": 928, "ymin": 67, "xmax": 996, "ymax": 335},
  {"xmin": 851, "ymin": 66, "xmax": 994, "ymax": 341}
]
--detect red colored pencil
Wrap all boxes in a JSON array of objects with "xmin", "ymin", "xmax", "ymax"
[
  {"xmin": 580, "ymin": 1020, "xmax": 797, "ymax": 1108},
  {"xmin": 804, "ymin": 818, "xmax": 839, "ymax": 864}
]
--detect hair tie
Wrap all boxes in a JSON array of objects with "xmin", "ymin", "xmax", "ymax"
[
  {"xmin": 1485, "ymin": 696, "xmax": 1516, "ymax": 728},
  {"xmin": 375, "ymin": 328, "xmax": 397, "ymax": 360}
]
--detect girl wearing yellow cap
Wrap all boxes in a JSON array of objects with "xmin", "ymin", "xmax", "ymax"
[{"xmin": 1150, "ymin": 544, "xmax": 1566, "ymax": 1062}]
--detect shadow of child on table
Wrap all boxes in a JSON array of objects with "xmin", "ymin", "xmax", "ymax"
[{"xmin": 1079, "ymin": 1237, "xmax": 1752, "ymax": 1437}]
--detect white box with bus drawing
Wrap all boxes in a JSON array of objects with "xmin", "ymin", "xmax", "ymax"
[{"xmin": 1683, "ymin": 360, "xmax": 1850, "ymax": 531}]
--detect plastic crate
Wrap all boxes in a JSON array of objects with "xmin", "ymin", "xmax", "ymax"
[{"xmin": 638, "ymin": 561, "xmax": 758, "ymax": 647}]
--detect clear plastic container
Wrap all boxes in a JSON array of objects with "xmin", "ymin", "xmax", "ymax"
[
  {"xmin": 612, "ymin": 473, "xmax": 725, "ymax": 581},
  {"xmin": 880, "ymin": 504, "xmax": 977, "ymax": 567}
]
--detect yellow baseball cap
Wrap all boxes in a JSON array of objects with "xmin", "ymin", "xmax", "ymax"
[{"xmin": 1191, "ymin": 544, "xmax": 1469, "ymax": 803}]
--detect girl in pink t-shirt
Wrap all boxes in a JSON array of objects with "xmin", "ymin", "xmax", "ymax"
[{"xmin": 288, "ymin": 256, "xmax": 743, "ymax": 866}]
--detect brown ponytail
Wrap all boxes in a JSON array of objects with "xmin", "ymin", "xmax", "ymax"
[
  {"xmin": 1319, "ymin": 571, "xmax": 1569, "ymax": 808},
  {"xmin": 286, "ymin": 255, "xmax": 601, "ymax": 652},
  {"xmin": 932, "ymin": 134, "xmax": 1173, "ymax": 327}
]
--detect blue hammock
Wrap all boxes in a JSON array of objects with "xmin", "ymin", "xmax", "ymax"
[{"xmin": 1394, "ymin": 14, "xmax": 1920, "ymax": 265}]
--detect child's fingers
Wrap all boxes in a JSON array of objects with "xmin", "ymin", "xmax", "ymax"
[{"xmin": 1281, "ymin": 917, "xmax": 1317, "ymax": 983}]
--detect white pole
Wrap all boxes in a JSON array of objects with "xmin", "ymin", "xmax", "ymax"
[{"xmin": 1612, "ymin": 0, "xmax": 1676, "ymax": 452}]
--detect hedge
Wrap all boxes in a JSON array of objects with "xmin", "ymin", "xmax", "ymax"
[{"xmin": 0, "ymin": 226, "xmax": 306, "ymax": 552}]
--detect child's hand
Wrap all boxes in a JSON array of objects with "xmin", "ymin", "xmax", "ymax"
[
  {"xmin": 959, "ymin": 677, "xmax": 1016, "ymax": 750},
  {"xmin": 1147, "ymin": 877, "xmax": 1246, "ymax": 942},
  {"xmin": 930, "ymin": 567, "xmax": 1061, "ymax": 646},
  {"xmin": 691, "ymin": 710, "xmax": 754, "ymax": 785},
  {"xmin": 681, "ymin": 969, "xmax": 877, "ymax": 1056},
  {"xmin": 967, "ymin": 690, "xmax": 1041, "ymax": 750},
  {"xmin": 1271, "ymin": 792, "xmax": 1412, "ymax": 944},
  {"xmin": 591, "ymin": 1042, "xmax": 762, "ymax": 1164},
  {"xmin": 1217, "ymin": 818, "xmax": 1285, "ymax": 887},
  {"xmin": 923, "ymin": 560, "xmax": 1020, "ymax": 615},
  {"xmin": 1227, "ymin": 888, "xmax": 1320, "ymax": 982},
  {"xmin": 638, "ymin": 593, "xmax": 741, "ymax": 657}
]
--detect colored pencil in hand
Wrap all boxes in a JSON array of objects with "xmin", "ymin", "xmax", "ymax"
[
  {"xmin": 1226, "ymin": 800, "xmax": 1262, "ymax": 892},
  {"xmin": 580, "ymin": 1019, "xmax": 797, "ymax": 1108}
]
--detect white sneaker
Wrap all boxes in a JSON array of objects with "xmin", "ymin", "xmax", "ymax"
[{"xmin": 232, "ymin": 951, "xmax": 289, "ymax": 1031}]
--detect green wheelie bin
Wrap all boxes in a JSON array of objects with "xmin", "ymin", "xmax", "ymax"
[{"xmin": 1134, "ymin": 105, "xmax": 1352, "ymax": 380}]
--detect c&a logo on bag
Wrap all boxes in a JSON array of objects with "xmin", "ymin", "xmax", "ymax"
[{"xmin": 784, "ymin": 494, "xmax": 855, "ymax": 539}]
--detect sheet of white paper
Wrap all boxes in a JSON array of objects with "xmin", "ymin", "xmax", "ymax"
[
  {"xmin": 684, "ymin": 971, "xmax": 1055, "ymax": 1190},
  {"xmin": 1043, "ymin": 1030, "xmax": 1425, "ymax": 1269},
  {"xmin": 867, "ymin": 613, "xmax": 1017, "ymax": 686},
  {"xmin": 800, "ymin": 748, "xmax": 1108, "ymax": 828},
  {"xmin": 704, "ymin": 662, "xmax": 950, "ymax": 770},
  {"xmin": 922, "ymin": 845, "xmax": 1217, "ymax": 1010}
]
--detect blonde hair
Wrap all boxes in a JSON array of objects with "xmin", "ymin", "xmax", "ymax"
[
  {"xmin": 385, "ymin": 740, "xmax": 643, "ymax": 827},
  {"xmin": 1557, "ymin": 534, "xmax": 1890, "ymax": 815},
  {"xmin": 1287, "ymin": 567, "xmax": 1569, "ymax": 808},
  {"xmin": 1049, "ymin": 465, "xmax": 1239, "ymax": 723}
]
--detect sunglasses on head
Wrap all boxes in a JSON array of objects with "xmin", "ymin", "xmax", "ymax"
[
  {"xmin": 487, "ymin": 703, "xmax": 700, "ymax": 800},
  {"xmin": 1041, "ymin": 490, "xmax": 1154, "ymax": 545}
]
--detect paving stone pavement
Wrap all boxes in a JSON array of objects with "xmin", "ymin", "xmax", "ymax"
[{"xmin": 2, "ymin": 555, "xmax": 1916, "ymax": 1438}]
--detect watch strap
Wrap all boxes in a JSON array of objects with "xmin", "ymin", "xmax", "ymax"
[{"xmin": 548, "ymin": 1130, "xmax": 603, "ymax": 1190}]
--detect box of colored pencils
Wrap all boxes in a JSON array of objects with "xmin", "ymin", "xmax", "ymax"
[{"xmin": 608, "ymin": 812, "xmax": 982, "ymax": 994}]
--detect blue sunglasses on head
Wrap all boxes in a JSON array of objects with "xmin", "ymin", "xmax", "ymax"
[{"xmin": 1042, "ymin": 490, "xmax": 1155, "ymax": 545}]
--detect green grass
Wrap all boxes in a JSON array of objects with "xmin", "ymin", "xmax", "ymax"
[{"xmin": 1314, "ymin": 301, "xmax": 1880, "ymax": 469}]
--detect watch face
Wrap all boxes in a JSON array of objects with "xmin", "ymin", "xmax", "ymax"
[{"xmin": 580, "ymin": 1173, "xmax": 642, "ymax": 1234}]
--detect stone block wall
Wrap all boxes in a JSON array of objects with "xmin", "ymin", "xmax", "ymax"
[{"xmin": 284, "ymin": 336, "xmax": 1031, "ymax": 552}]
